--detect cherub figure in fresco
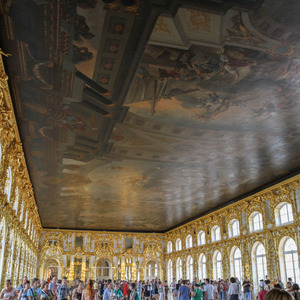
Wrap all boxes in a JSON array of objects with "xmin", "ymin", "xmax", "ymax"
[
  {"xmin": 74, "ymin": 15, "xmax": 95, "ymax": 41},
  {"xmin": 58, "ymin": 113, "xmax": 87, "ymax": 133},
  {"xmin": 191, "ymin": 93, "xmax": 230, "ymax": 119},
  {"xmin": 157, "ymin": 54, "xmax": 219, "ymax": 81},
  {"xmin": 72, "ymin": 45, "xmax": 93, "ymax": 64},
  {"xmin": 226, "ymin": 12, "xmax": 264, "ymax": 46},
  {"xmin": 219, "ymin": 47, "xmax": 257, "ymax": 83}
]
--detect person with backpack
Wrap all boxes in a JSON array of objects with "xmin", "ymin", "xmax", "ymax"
[
  {"xmin": 27, "ymin": 279, "xmax": 42, "ymax": 300},
  {"xmin": 40, "ymin": 282, "xmax": 53, "ymax": 300},
  {"xmin": 18, "ymin": 281, "xmax": 31, "ymax": 300},
  {"xmin": 129, "ymin": 284, "xmax": 139, "ymax": 300}
]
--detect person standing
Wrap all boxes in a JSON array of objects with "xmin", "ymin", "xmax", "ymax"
[
  {"xmin": 258, "ymin": 285, "xmax": 267, "ymax": 300},
  {"xmin": 123, "ymin": 282, "xmax": 129, "ymax": 300},
  {"xmin": 102, "ymin": 284, "xmax": 112, "ymax": 300},
  {"xmin": 129, "ymin": 284, "xmax": 137, "ymax": 300},
  {"xmin": 72, "ymin": 282, "xmax": 84, "ymax": 300},
  {"xmin": 136, "ymin": 282, "xmax": 142, "ymax": 300},
  {"xmin": 27, "ymin": 278, "xmax": 42, "ymax": 300},
  {"xmin": 1, "ymin": 280, "xmax": 18, "ymax": 300},
  {"xmin": 41, "ymin": 282, "xmax": 54, "ymax": 300},
  {"xmin": 192, "ymin": 284, "xmax": 202, "ymax": 300},
  {"xmin": 228, "ymin": 278, "xmax": 239, "ymax": 300},
  {"xmin": 49, "ymin": 277, "xmax": 58, "ymax": 300},
  {"xmin": 18, "ymin": 281, "xmax": 31, "ymax": 300},
  {"xmin": 110, "ymin": 284, "xmax": 122, "ymax": 300},
  {"xmin": 203, "ymin": 279, "xmax": 214, "ymax": 300},
  {"xmin": 17, "ymin": 278, "xmax": 28, "ymax": 293},
  {"xmin": 178, "ymin": 280, "xmax": 190, "ymax": 300},
  {"xmin": 56, "ymin": 277, "xmax": 69, "ymax": 300},
  {"xmin": 242, "ymin": 278, "xmax": 251, "ymax": 300},
  {"xmin": 292, "ymin": 284, "xmax": 300, "ymax": 300},
  {"xmin": 171, "ymin": 279, "xmax": 176, "ymax": 300},
  {"xmin": 158, "ymin": 283, "xmax": 164, "ymax": 300}
]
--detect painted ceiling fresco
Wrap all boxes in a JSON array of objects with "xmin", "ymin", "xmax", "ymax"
[{"xmin": 1, "ymin": 0, "xmax": 300, "ymax": 231}]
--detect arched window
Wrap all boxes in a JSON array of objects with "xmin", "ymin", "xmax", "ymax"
[
  {"xmin": 249, "ymin": 212, "xmax": 263, "ymax": 232},
  {"xmin": 176, "ymin": 238, "xmax": 182, "ymax": 251},
  {"xmin": 167, "ymin": 241, "xmax": 172, "ymax": 253},
  {"xmin": 228, "ymin": 219, "xmax": 240, "ymax": 238},
  {"xmin": 187, "ymin": 255, "xmax": 193, "ymax": 280},
  {"xmin": 96, "ymin": 259, "xmax": 110, "ymax": 278},
  {"xmin": 24, "ymin": 210, "xmax": 29, "ymax": 229},
  {"xmin": 198, "ymin": 231, "xmax": 205, "ymax": 246},
  {"xmin": 279, "ymin": 237, "xmax": 299, "ymax": 284},
  {"xmin": 213, "ymin": 251, "xmax": 222, "ymax": 280},
  {"xmin": 20, "ymin": 203, "xmax": 24, "ymax": 222},
  {"xmin": 231, "ymin": 247, "xmax": 242, "ymax": 280},
  {"xmin": 186, "ymin": 235, "xmax": 193, "ymax": 249},
  {"xmin": 212, "ymin": 225, "xmax": 221, "ymax": 242},
  {"xmin": 252, "ymin": 243, "xmax": 267, "ymax": 292},
  {"xmin": 275, "ymin": 203, "xmax": 294, "ymax": 225},
  {"xmin": 176, "ymin": 258, "xmax": 182, "ymax": 280},
  {"xmin": 4, "ymin": 166, "xmax": 12, "ymax": 202},
  {"xmin": 168, "ymin": 260, "xmax": 173, "ymax": 284},
  {"xmin": 198, "ymin": 254, "xmax": 207, "ymax": 280},
  {"xmin": 14, "ymin": 187, "xmax": 19, "ymax": 212}
]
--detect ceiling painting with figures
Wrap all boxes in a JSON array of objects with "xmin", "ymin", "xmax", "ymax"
[{"xmin": 1, "ymin": 0, "xmax": 299, "ymax": 231}]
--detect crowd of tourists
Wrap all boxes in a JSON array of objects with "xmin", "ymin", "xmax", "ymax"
[{"xmin": 0, "ymin": 275, "xmax": 299, "ymax": 300}]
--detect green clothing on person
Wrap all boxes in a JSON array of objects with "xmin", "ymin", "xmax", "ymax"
[{"xmin": 192, "ymin": 289, "xmax": 203, "ymax": 300}]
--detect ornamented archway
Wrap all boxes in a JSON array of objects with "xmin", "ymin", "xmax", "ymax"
[{"xmin": 43, "ymin": 258, "xmax": 59, "ymax": 279}]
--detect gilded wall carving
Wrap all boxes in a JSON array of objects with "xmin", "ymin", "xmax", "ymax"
[
  {"xmin": 0, "ymin": 51, "xmax": 42, "ymax": 286},
  {"xmin": 0, "ymin": 49, "xmax": 299, "ymax": 295},
  {"xmin": 165, "ymin": 175, "xmax": 300, "ymax": 291},
  {"xmin": 38, "ymin": 230, "xmax": 165, "ymax": 282}
]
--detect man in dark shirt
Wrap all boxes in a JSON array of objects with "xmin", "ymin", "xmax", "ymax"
[{"xmin": 242, "ymin": 277, "xmax": 252, "ymax": 300}]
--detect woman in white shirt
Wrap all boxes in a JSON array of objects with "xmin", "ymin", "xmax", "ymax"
[
  {"xmin": 1, "ymin": 280, "xmax": 18, "ymax": 300},
  {"xmin": 228, "ymin": 278, "xmax": 239, "ymax": 300}
]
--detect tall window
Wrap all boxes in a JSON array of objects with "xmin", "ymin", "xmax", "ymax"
[
  {"xmin": 279, "ymin": 237, "xmax": 299, "ymax": 284},
  {"xmin": 146, "ymin": 260, "xmax": 159, "ymax": 278},
  {"xmin": 228, "ymin": 219, "xmax": 240, "ymax": 238},
  {"xmin": 167, "ymin": 241, "xmax": 172, "ymax": 253},
  {"xmin": 96, "ymin": 259, "xmax": 110, "ymax": 278},
  {"xmin": 249, "ymin": 212, "xmax": 263, "ymax": 232},
  {"xmin": 198, "ymin": 231, "xmax": 205, "ymax": 246},
  {"xmin": 176, "ymin": 238, "xmax": 182, "ymax": 251},
  {"xmin": 0, "ymin": 142, "xmax": 2, "ymax": 167},
  {"xmin": 186, "ymin": 235, "xmax": 192, "ymax": 249},
  {"xmin": 24, "ymin": 210, "xmax": 28, "ymax": 228},
  {"xmin": 176, "ymin": 258, "xmax": 182, "ymax": 280},
  {"xmin": 187, "ymin": 256, "xmax": 193, "ymax": 280},
  {"xmin": 212, "ymin": 226, "xmax": 221, "ymax": 242},
  {"xmin": 199, "ymin": 254, "xmax": 207, "ymax": 280},
  {"xmin": 252, "ymin": 243, "xmax": 267, "ymax": 292},
  {"xmin": 231, "ymin": 247, "xmax": 242, "ymax": 280},
  {"xmin": 168, "ymin": 260, "xmax": 173, "ymax": 284},
  {"xmin": 4, "ymin": 166, "xmax": 12, "ymax": 202},
  {"xmin": 275, "ymin": 203, "xmax": 294, "ymax": 225},
  {"xmin": 13, "ymin": 187, "xmax": 19, "ymax": 212},
  {"xmin": 20, "ymin": 203, "xmax": 24, "ymax": 221},
  {"xmin": 213, "ymin": 251, "xmax": 222, "ymax": 280}
]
